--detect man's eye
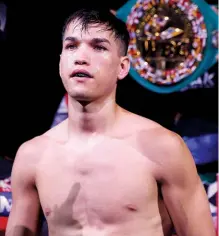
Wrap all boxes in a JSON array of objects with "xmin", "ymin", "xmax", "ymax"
[
  {"xmin": 65, "ymin": 44, "xmax": 77, "ymax": 50},
  {"xmin": 94, "ymin": 45, "xmax": 107, "ymax": 51}
]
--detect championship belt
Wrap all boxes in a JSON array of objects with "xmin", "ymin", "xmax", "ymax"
[{"xmin": 116, "ymin": 0, "xmax": 218, "ymax": 93}]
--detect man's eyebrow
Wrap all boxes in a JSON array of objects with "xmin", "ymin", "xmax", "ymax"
[
  {"xmin": 64, "ymin": 36, "xmax": 78, "ymax": 42},
  {"xmin": 63, "ymin": 37, "xmax": 111, "ymax": 45},
  {"xmin": 91, "ymin": 38, "xmax": 111, "ymax": 45}
]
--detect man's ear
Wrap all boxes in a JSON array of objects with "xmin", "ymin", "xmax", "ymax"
[{"xmin": 118, "ymin": 56, "xmax": 130, "ymax": 80}]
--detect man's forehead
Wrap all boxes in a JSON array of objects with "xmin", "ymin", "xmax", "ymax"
[{"xmin": 65, "ymin": 21, "xmax": 114, "ymax": 40}]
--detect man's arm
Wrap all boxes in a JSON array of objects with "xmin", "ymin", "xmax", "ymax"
[
  {"xmin": 5, "ymin": 141, "xmax": 41, "ymax": 236},
  {"xmin": 159, "ymin": 132, "xmax": 215, "ymax": 236}
]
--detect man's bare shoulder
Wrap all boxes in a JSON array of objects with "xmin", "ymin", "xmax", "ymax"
[
  {"xmin": 124, "ymin": 114, "xmax": 196, "ymax": 183},
  {"xmin": 15, "ymin": 135, "xmax": 51, "ymax": 162},
  {"xmin": 129, "ymin": 114, "xmax": 196, "ymax": 180},
  {"xmin": 11, "ymin": 136, "xmax": 49, "ymax": 177},
  {"xmin": 138, "ymin": 123, "xmax": 184, "ymax": 159},
  {"xmin": 15, "ymin": 120, "xmax": 68, "ymax": 163},
  {"xmin": 124, "ymin": 111, "xmax": 187, "ymax": 164}
]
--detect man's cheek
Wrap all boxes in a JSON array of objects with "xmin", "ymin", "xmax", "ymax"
[
  {"xmin": 102, "ymin": 52, "xmax": 110, "ymax": 61},
  {"xmin": 92, "ymin": 57, "xmax": 105, "ymax": 74},
  {"xmin": 93, "ymin": 53, "xmax": 117, "ymax": 75},
  {"xmin": 93, "ymin": 64, "xmax": 101, "ymax": 75},
  {"xmin": 92, "ymin": 62, "xmax": 111, "ymax": 75},
  {"xmin": 66, "ymin": 54, "xmax": 76, "ymax": 70}
]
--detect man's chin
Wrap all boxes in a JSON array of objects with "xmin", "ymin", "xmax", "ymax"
[
  {"xmin": 70, "ymin": 93, "xmax": 94, "ymax": 103},
  {"xmin": 75, "ymin": 95, "xmax": 93, "ymax": 102}
]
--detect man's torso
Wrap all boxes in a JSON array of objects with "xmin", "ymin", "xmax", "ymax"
[{"xmin": 35, "ymin": 117, "xmax": 173, "ymax": 236}]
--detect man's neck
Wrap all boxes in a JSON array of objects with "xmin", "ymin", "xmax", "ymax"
[{"xmin": 67, "ymin": 94, "xmax": 120, "ymax": 138}]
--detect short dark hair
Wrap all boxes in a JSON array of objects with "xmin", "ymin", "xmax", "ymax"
[{"xmin": 62, "ymin": 7, "xmax": 130, "ymax": 56}]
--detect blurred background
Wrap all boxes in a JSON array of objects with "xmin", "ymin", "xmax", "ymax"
[{"xmin": 0, "ymin": 0, "xmax": 218, "ymax": 234}]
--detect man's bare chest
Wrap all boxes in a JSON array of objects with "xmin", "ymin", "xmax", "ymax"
[{"xmin": 35, "ymin": 140, "xmax": 158, "ymax": 225}]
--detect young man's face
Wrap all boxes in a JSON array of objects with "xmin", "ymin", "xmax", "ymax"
[{"xmin": 59, "ymin": 20, "xmax": 130, "ymax": 102}]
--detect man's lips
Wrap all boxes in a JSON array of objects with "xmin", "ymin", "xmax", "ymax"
[{"xmin": 70, "ymin": 69, "xmax": 93, "ymax": 79}]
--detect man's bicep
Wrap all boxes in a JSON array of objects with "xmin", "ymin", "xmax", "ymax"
[
  {"xmin": 6, "ymin": 143, "xmax": 41, "ymax": 236},
  {"xmin": 162, "ymin": 177, "xmax": 214, "ymax": 235},
  {"xmin": 160, "ymin": 134, "xmax": 215, "ymax": 236},
  {"xmin": 6, "ymin": 187, "xmax": 41, "ymax": 235}
]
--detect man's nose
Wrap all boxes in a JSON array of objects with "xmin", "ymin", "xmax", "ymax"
[
  {"xmin": 74, "ymin": 46, "xmax": 90, "ymax": 66},
  {"xmin": 74, "ymin": 59, "xmax": 88, "ymax": 65}
]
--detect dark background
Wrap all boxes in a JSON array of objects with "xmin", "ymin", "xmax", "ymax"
[{"xmin": 0, "ymin": 0, "xmax": 218, "ymax": 158}]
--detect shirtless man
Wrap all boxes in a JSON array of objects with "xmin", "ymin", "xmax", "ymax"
[{"xmin": 6, "ymin": 7, "xmax": 215, "ymax": 236}]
